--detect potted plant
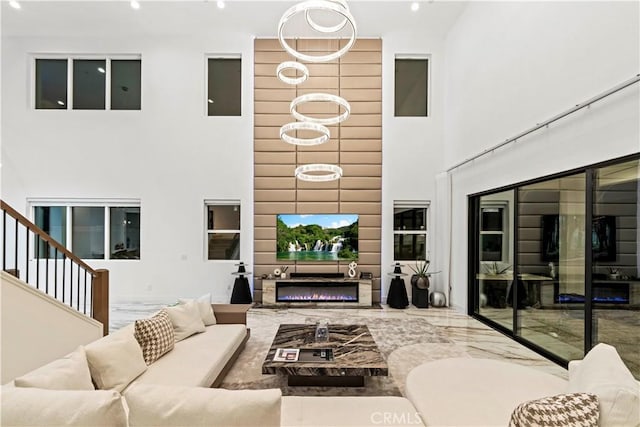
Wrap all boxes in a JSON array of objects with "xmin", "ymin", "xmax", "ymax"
[{"xmin": 409, "ymin": 260, "xmax": 431, "ymax": 290}]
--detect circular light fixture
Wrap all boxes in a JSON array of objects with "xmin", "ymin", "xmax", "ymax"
[
  {"xmin": 217, "ymin": 0, "xmax": 225, "ymax": 9},
  {"xmin": 290, "ymin": 93, "xmax": 350, "ymax": 125},
  {"xmin": 276, "ymin": 61, "xmax": 309, "ymax": 85},
  {"xmin": 9, "ymin": 0, "xmax": 21, "ymax": 10},
  {"xmin": 295, "ymin": 164, "xmax": 343, "ymax": 182},
  {"xmin": 278, "ymin": 0, "xmax": 357, "ymax": 63},
  {"xmin": 130, "ymin": 0, "xmax": 140, "ymax": 10},
  {"xmin": 305, "ymin": 0, "xmax": 349, "ymax": 33},
  {"xmin": 280, "ymin": 122, "xmax": 330, "ymax": 146},
  {"xmin": 411, "ymin": 2, "xmax": 420, "ymax": 12}
]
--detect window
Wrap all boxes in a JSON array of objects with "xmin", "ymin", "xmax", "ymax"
[
  {"xmin": 394, "ymin": 57, "xmax": 429, "ymax": 117},
  {"xmin": 32, "ymin": 202, "xmax": 140, "ymax": 260},
  {"xmin": 206, "ymin": 202, "xmax": 240, "ymax": 260},
  {"xmin": 34, "ymin": 56, "xmax": 141, "ymax": 110},
  {"xmin": 207, "ymin": 57, "xmax": 241, "ymax": 116},
  {"xmin": 393, "ymin": 202, "xmax": 428, "ymax": 261},
  {"xmin": 480, "ymin": 205, "xmax": 507, "ymax": 261}
]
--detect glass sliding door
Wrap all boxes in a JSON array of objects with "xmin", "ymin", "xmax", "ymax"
[
  {"xmin": 474, "ymin": 190, "xmax": 515, "ymax": 330},
  {"xmin": 516, "ymin": 174, "xmax": 586, "ymax": 362},
  {"xmin": 592, "ymin": 159, "xmax": 639, "ymax": 377}
]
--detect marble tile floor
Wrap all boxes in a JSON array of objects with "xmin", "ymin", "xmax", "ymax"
[{"xmin": 111, "ymin": 304, "xmax": 569, "ymax": 397}]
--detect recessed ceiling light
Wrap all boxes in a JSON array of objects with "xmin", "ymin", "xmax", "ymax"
[
  {"xmin": 97, "ymin": 67, "xmax": 106, "ymax": 74},
  {"xmin": 411, "ymin": 2, "xmax": 420, "ymax": 12},
  {"xmin": 9, "ymin": 0, "xmax": 21, "ymax": 9},
  {"xmin": 57, "ymin": 100, "xmax": 65, "ymax": 106},
  {"xmin": 208, "ymin": 99, "xmax": 214, "ymax": 104},
  {"xmin": 217, "ymin": 0, "xmax": 225, "ymax": 9},
  {"xmin": 130, "ymin": 0, "xmax": 140, "ymax": 10}
]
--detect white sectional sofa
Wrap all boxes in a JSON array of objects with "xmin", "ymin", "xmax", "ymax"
[{"xmin": 2, "ymin": 302, "xmax": 638, "ymax": 427}]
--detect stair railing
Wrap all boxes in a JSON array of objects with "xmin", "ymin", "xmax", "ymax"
[{"xmin": 1, "ymin": 200, "xmax": 109, "ymax": 335}]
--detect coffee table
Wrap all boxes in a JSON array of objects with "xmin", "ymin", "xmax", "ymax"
[{"xmin": 262, "ymin": 324, "xmax": 388, "ymax": 387}]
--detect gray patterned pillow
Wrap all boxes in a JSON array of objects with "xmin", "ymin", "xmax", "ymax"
[
  {"xmin": 134, "ymin": 310, "xmax": 174, "ymax": 365},
  {"xmin": 509, "ymin": 393, "xmax": 599, "ymax": 427}
]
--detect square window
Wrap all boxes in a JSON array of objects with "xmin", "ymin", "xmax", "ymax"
[
  {"xmin": 34, "ymin": 206, "xmax": 66, "ymax": 258},
  {"xmin": 208, "ymin": 233, "xmax": 240, "ymax": 260},
  {"xmin": 73, "ymin": 59, "xmax": 106, "ymax": 109},
  {"xmin": 395, "ymin": 58, "xmax": 428, "ymax": 117},
  {"xmin": 207, "ymin": 58, "xmax": 241, "ymax": 116},
  {"xmin": 110, "ymin": 207, "xmax": 141, "ymax": 259},
  {"xmin": 35, "ymin": 59, "xmax": 68, "ymax": 109},
  {"xmin": 72, "ymin": 207, "xmax": 105, "ymax": 259},
  {"xmin": 111, "ymin": 60, "xmax": 141, "ymax": 110}
]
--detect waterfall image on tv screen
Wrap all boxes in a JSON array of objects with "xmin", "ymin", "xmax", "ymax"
[{"xmin": 277, "ymin": 214, "xmax": 358, "ymax": 261}]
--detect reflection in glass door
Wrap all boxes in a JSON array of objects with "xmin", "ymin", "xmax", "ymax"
[
  {"xmin": 475, "ymin": 190, "xmax": 515, "ymax": 330},
  {"xmin": 592, "ymin": 159, "xmax": 640, "ymax": 377},
  {"xmin": 516, "ymin": 174, "xmax": 585, "ymax": 362}
]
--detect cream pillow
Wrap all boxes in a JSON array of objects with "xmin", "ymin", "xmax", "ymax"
[
  {"xmin": 1, "ymin": 386, "xmax": 127, "ymax": 426},
  {"xmin": 84, "ymin": 329, "xmax": 148, "ymax": 392},
  {"xmin": 165, "ymin": 300, "xmax": 206, "ymax": 342},
  {"xmin": 14, "ymin": 346, "xmax": 94, "ymax": 390},
  {"xmin": 125, "ymin": 383, "xmax": 281, "ymax": 426},
  {"xmin": 178, "ymin": 294, "xmax": 217, "ymax": 325},
  {"xmin": 568, "ymin": 343, "xmax": 640, "ymax": 427}
]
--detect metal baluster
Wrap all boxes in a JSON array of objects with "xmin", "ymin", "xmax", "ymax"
[
  {"xmin": 54, "ymin": 248, "xmax": 58, "ymax": 299},
  {"xmin": 70, "ymin": 259, "xmax": 73, "ymax": 311},
  {"xmin": 25, "ymin": 227, "xmax": 30, "ymax": 284},
  {"xmin": 77, "ymin": 264, "xmax": 81, "ymax": 312},
  {"xmin": 45, "ymin": 242, "xmax": 49, "ymax": 294},
  {"xmin": 62, "ymin": 254, "xmax": 66, "ymax": 305},
  {"xmin": 14, "ymin": 218, "xmax": 18, "ymax": 276},
  {"xmin": 2, "ymin": 211, "xmax": 6, "ymax": 271},
  {"xmin": 35, "ymin": 237, "xmax": 40, "ymax": 289},
  {"xmin": 84, "ymin": 270, "xmax": 88, "ymax": 315}
]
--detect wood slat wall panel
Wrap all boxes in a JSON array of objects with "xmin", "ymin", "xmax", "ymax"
[{"xmin": 254, "ymin": 38, "xmax": 382, "ymax": 303}]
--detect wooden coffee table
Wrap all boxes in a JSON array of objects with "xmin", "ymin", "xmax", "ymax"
[{"xmin": 262, "ymin": 324, "xmax": 388, "ymax": 387}]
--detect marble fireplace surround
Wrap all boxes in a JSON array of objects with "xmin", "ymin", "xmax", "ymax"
[{"xmin": 262, "ymin": 278, "xmax": 373, "ymax": 307}]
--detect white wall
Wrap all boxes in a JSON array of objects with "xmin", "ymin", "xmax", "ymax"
[
  {"xmin": 1, "ymin": 272, "xmax": 103, "ymax": 383},
  {"xmin": 443, "ymin": 1, "xmax": 640, "ymax": 311},
  {"xmin": 1, "ymin": 2, "xmax": 465, "ymax": 307}
]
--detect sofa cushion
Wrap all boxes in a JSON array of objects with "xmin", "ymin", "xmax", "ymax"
[
  {"xmin": 281, "ymin": 396, "xmax": 425, "ymax": 427},
  {"xmin": 134, "ymin": 309, "xmax": 175, "ymax": 365},
  {"xmin": 1, "ymin": 386, "xmax": 127, "ymax": 426},
  {"xmin": 125, "ymin": 324, "xmax": 247, "ymax": 389},
  {"xmin": 165, "ymin": 300, "xmax": 206, "ymax": 341},
  {"xmin": 406, "ymin": 358, "xmax": 568, "ymax": 427},
  {"xmin": 85, "ymin": 325, "xmax": 147, "ymax": 392},
  {"xmin": 14, "ymin": 346, "xmax": 94, "ymax": 390},
  {"xmin": 509, "ymin": 393, "xmax": 599, "ymax": 427},
  {"xmin": 178, "ymin": 294, "xmax": 217, "ymax": 325},
  {"xmin": 125, "ymin": 383, "xmax": 281, "ymax": 427},
  {"xmin": 568, "ymin": 343, "xmax": 640, "ymax": 427}
]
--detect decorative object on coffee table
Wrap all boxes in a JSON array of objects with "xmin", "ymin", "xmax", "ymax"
[
  {"xmin": 230, "ymin": 262, "xmax": 252, "ymax": 304},
  {"xmin": 387, "ymin": 263, "xmax": 409, "ymax": 309}
]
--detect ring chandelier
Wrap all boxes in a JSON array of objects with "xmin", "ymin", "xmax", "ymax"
[
  {"xmin": 290, "ymin": 93, "xmax": 351, "ymax": 125},
  {"xmin": 276, "ymin": 0, "xmax": 356, "ymax": 182},
  {"xmin": 295, "ymin": 164, "xmax": 344, "ymax": 182},
  {"xmin": 279, "ymin": 122, "xmax": 330, "ymax": 146}
]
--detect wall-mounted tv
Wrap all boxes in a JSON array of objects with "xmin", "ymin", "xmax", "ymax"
[
  {"xmin": 542, "ymin": 215, "xmax": 616, "ymax": 262},
  {"xmin": 277, "ymin": 214, "xmax": 358, "ymax": 261}
]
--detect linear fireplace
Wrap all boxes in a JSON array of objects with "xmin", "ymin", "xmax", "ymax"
[{"xmin": 276, "ymin": 281, "xmax": 358, "ymax": 303}]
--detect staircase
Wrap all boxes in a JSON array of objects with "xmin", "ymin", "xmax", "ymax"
[{"xmin": 1, "ymin": 200, "xmax": 109, "ymax": 335}]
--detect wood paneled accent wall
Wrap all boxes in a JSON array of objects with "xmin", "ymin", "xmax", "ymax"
[{"xmin": 253, "ymin": 38, "xmax": 382, "ymax": 303}]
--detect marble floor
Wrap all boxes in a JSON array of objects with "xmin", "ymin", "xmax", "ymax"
[{"xmin": 111, "ymin": 305, "xmax": 569, "ymax": 397}]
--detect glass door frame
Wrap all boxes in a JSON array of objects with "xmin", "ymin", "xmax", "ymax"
[{"xmin": 467, "ymin": 152, "xmax": 639, "ymax": 368}]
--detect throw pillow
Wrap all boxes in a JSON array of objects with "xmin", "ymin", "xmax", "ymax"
[
  {"xmin": 84, "ymin": 327, "xmax": 148, "ymax": 392},
  {"xmin": 1, "ymin": 386, "xmax": 127, "ymax": 426},
  {"xmin": 125, "ymin": 383, "xmax": 281, "ymax": 427},
  {"xmin": 178, "ymin": 293, "xmax": 217, "ymax": 325},
  {"xmin": 568, "ymin": 343, "xmax": 640, "ymax": 426},
  {"xmin": 134, "ymin": 309, "xmax": 175, "ymax": 365},
  {"xmin": 165, "ymin": 300, "xmax": 206, "ymax": 342},
  {"xmin": 509, "ymin": 393, "xmax": 599, "ymax": 427},
  {"xmin": 14, "ymin": 346, "xmax": 94, "ymax": 390}
]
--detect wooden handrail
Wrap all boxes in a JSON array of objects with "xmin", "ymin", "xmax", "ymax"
[{"xmin": 0, "ymin": 200, "xmax": 97, "ymax": 275}]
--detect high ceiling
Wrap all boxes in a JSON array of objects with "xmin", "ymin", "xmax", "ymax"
[{"xmin": 1, "ymin": 1, "xmax": 467, "ymax": 38}]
